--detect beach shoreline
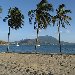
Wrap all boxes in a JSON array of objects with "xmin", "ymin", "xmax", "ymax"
[{"xmin": 0, "ymin": 53, "xmax": 75, "ymax": 75}]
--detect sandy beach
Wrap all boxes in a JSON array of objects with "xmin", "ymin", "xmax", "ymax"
[{"xmin": 0, "ymin": 53, "xmax": 75, "ymax": 75}]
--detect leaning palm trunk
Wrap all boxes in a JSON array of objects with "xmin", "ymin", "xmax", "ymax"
[
  {"xmin": 58, "ymin": 21, "xmax": 61, "ymax": 53},
  {"xmin": 7, "ymin": 26, "xmax": 10, "ymax": 52}
]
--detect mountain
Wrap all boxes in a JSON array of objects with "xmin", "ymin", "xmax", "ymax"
[
  {"xmin": 38, "ymin": 35, "xmax": 58, "ymax": 44},
  {"xmin": 18, "ymin": 35, "xmax": 71, "ymax": 45}
]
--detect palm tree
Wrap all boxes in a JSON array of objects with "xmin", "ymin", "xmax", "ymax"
[
  {"xmin": 0, "ymin": 6, "xmax": 2, "ymax": 19},
  {"xmin": 3, "ymin": 7, "xmax": 24, "ymax": 52},
  {"xmin": 52, "ymin": 4, "xmax": 72, "ymax": 53},
  {"xmin": 0, "ymin": 6, "xmax": 2, "ymax": 14},
  {"xmin": 28, "ymin": 0, "xmax": 53, "ymax": 51}
]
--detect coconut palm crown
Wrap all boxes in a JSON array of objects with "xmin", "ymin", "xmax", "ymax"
[
  {"xmin": 28, "ymin": 0, "xmax": 53, "ymax": 29},
  {"xmin": 52, "ymin": 4, "xmax": 72, "ymax": 28},
  {"xmin": 3, "ymin": 7, "xmax": 24, "ymax": 30}
]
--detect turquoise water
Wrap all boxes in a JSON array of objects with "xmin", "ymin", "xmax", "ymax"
[{"xmin": 0, "ymin": 45, "xmax": 75, "ymax": 54}]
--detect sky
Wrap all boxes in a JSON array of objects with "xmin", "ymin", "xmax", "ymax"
[{"xmin": 0, "ymin": 0, "xmax": 75, "ymax": 43}]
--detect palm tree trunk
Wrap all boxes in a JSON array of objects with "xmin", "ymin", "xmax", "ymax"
[
  {"xmin": 7, "ymin": 27, "xmax": 10, "ymax": 52},
  {"xmin": 35, "ymin": 28, "xmax": 39, "ymax": 52},
  {"xmin": 58, "ymin": 21, "xmax": 61, "ymax": 53}
]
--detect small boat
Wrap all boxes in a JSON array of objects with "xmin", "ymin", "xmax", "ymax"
[
  {"xmin": 16, "ymin": 43, "xmax": 19, "ymax": 46},
  {"xmin": 37, "ymin": 44, "xmax": 40, "ymax": 47},
  {"xmin": 53, "ymin": 44, "xmax": 54, "ymax": 45}
]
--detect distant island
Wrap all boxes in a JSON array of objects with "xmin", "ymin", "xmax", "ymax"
[
  {"xmin": 0, "ymin": 40, "xmax": 7, "ymax": 45},
  {"xmin": 11, "ymin": 35, "xmax": 75, "ymax": 45},
  {"xmin": 0, "ymin": 35, "xmax": 75, "ymax": 45}
]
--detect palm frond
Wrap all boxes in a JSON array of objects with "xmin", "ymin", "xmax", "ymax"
[
  {"xmin": 64, "ymin": 15, "xmax": 72, "ymax": 20},
  {"xmin": 59, "ymin": 4, "xmax": 65, "ymax": 9},
  {"xmin": 52, "ymin": 16, "xmax": 57, "ymax": 26},
  {"xmin": 37, "ymin": 0, "xmax": 53, "ymax": 12}
]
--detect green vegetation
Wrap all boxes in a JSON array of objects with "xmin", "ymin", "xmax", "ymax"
[{"xmin": 0, "ymin": 40, "xmax": 7, "ymax": 45}]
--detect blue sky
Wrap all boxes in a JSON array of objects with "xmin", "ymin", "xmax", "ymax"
[{"xmin": 0, "ymin": 0, "xmax": 75, "ymax": 43}]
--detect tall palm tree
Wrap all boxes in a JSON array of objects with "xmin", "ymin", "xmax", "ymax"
[
  {"xmin": 28, "ymin": 0, "xmax": 53, "ymax": 51},
  {"xmin": 3, "ymin": 7, "xmax": 24, "ymax": 52},
  {"xmin": 52, "ymin": 4, "xmax": 72, "ymax": 53}
]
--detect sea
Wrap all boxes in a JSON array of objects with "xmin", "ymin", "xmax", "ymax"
[{"xmin": 0, "ymin": 45, "xmax": 75, "ymax": 54}]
